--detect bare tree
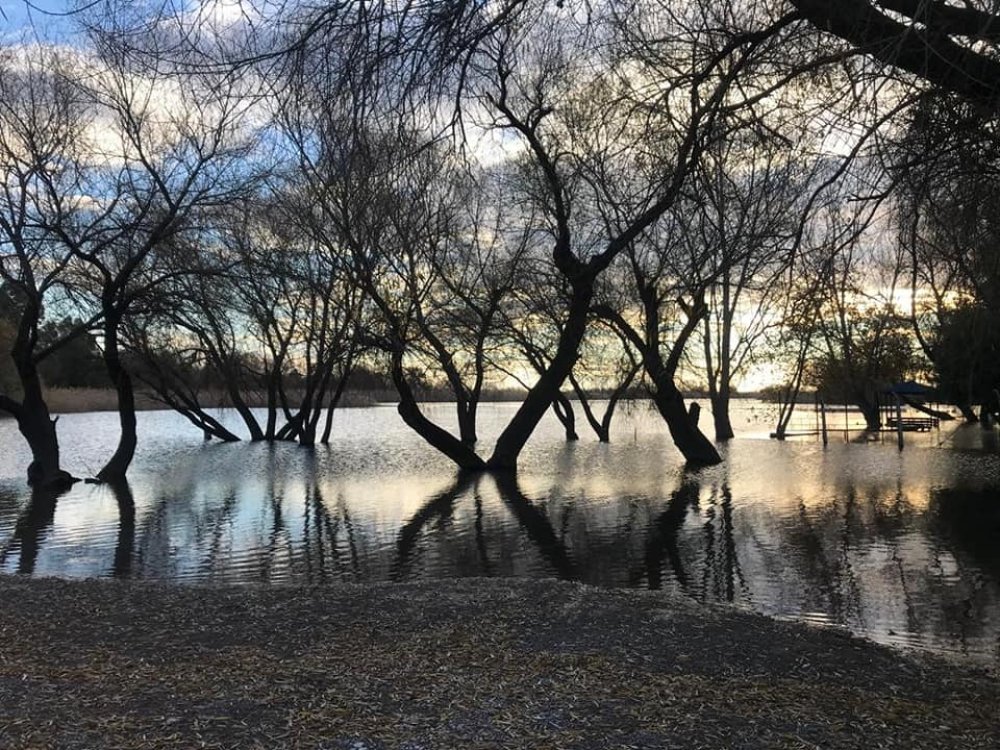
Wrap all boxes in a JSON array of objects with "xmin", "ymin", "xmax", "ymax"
[
  {"xmin": 465, "ymin": 2, "xmax": 801, "ymax": 468},
  {"xmin": 692, "ymin": 126, "xmax": 806, "ymax": 439},
  {"xmin": 804, "ymin": 195, "xmax": 918, "ymax": 430},
  {"xmin": 3, "ymin": 25, "xmax": 264, "ymax": 483},
  {"xmin": 788, "ymin": 0, "xmax": 1000, "ymax": 110},
  {"xmin": 0, "ymin": 46, "xmax": 92, "ymax": 489},
  {"xmin": 123, "ymin": 189, "xmax": 364, "ymax": 446}
]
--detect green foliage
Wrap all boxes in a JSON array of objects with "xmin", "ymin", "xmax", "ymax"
[
  {"xmin": 809, "ymin": 312, "xmax": 918, "ymax": 402},
  {"xmin": 0, "ymin": 318, "xmax": 18, "ymax": 396},
  {"xmin": 0, "ymin": 282, "xmax": 22, "ymax": 322},
  {"xmin": 932, "ymin": 305, "xmax": 1000, "ymax": 406},
  {"xmin": 0, "ymin": 285, "xmax": 19, "ymax": 395},
  {"xmin": 0, "ymin": 283, "xmax": 106, "ymax": 391},
  {"xmin": 37, "ymin": 320, "xmax": 107, "ymax": 389},
  {"xmin": 898, "ymin": 97, "xmax": 1000, "ymax": 311}
]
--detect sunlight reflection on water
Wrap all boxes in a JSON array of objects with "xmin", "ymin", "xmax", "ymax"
[{"xmin": 1, "ymin": 400, "xmax": 998, "ymax": 664}]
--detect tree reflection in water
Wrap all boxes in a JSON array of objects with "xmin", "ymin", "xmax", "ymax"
[
  {"xmin": 0, "ymin": 487, "xmax": 62, "ymax": 575},
  {"xmin": 494, "ymin": 473, "xmax": 577, "ymax": 580},
  {"xmin": 699, "ymin": 485, "xmax": 748, "ymax": 603},
  {"xmin": 1, "ymin": 436, "xmax": 999, "ymax": 662},
  {"xmin": 110, "ymin": 481, "xmax": 135, "ymax": 578},
  {"xmin": 394, "ymin": 473, "xmax": 477, "ymax": 580},
  {"xmin": 632, "ymin": 475, "xmax": 700, "ymax": 590}
]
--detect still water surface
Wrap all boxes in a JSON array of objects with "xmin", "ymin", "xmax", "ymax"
[{"xmin": 1, "ymin": 401, "xmax": 998, "ymax": 664}]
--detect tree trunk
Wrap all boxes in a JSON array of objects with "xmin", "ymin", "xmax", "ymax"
[
  {"xmin": 551, "ymin": 393, "xmax": 580, "ymax": 441},
  {"xmin": 570, "ymin": 361, "xmax": 641, "ymax": 443},
  {"xmin": 130, "ymin": 363, "xmax": 242, "ymax": 442},
  {"xmin": 299, "ymin": 421, "xmax": 317, "ymax": 446},
  {"xmin": 487, "ymin": 282, "xmax": 592, "ymax": 469},
  {"xmin": 458, "ymin": 400, "xmax": 478, "ymax": 445},
  {"xmin": 593, "ymin": 300, "xmax": 719, "ymax": 463},
  {"xmin": 321, "ymin": 361, "xmax": 353, "ymax": 444},
  {"xmin": 716, "ymin": 275, "xmax": 735, "ymax": 442},
  {"xmin": 172, "ymin": 404, "xmax": 241, "ymax": 442},
  {"xmin": 856, "ymin": 393, "xmax": 881, "ymax": 431},
  {"xmin": 264, "ymin": 367, "xmax": 279, "ymax": 441},
  {"xmin": 711, "ymin": 389, "xmax": 735, "ymax": 441},
  {"xmin": 980, "ymin": 394, "xmax": 998, "ymax": 429},
  {"xmin": 957, "ymin": 401, "xmax": 979, "ymax": 424},
  {"xmin": 226, "ymin": 367, "xmax": 264, "ymax": 441},
  {"xmin": 600, "ymin": 363, "xmax": 642, "ymax": 443},
  {"xmin": 391, "ymin": 348, "xmax": 486, "ymax": 470},
  {"xmin": 643, "ymin": 338, "xmax": 721, "ymax": 466},
  {"xmin": 650, "ymin": 375, "xmax": 722, "ymax": 466},
  {"xmin": 16, "ymin": 400, "xmax": 68, "ymax": 489},
  {"xmin": 413, "ymin": 312, "xmax": 481, "ymax": 446},
  {"xmin": 296, "ymin": 376, "xmax": 323, "ymax": 446},
  {"xmin": 97, "ymin": 320, "xmax": 138, "ymax": 483},
  {"xmin": 568, "ymin": 373, "xmax": 607, "ymax": 442},
  {"xmin": 9, "ymin": 338, "xmax": 73, "ymax": 490}
]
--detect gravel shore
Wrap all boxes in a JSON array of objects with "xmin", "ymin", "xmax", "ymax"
[{"xmin": 1, "ymin": 576, "xmax": 997, "ymax": 749}]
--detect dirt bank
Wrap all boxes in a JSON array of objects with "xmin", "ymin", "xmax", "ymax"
[{"xmin": 0, "ymin": 576, "xmax": 996, "ymax": 749}]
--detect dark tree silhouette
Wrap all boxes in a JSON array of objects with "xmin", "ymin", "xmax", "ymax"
[{"xmin": 789, "ymin": 0, "xmax": 1000, "ymax": 109}]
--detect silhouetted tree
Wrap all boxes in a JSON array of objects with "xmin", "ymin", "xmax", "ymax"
[{"xmin": 788, "ymin": 0, "xmax": 1000, "ymax": 109}]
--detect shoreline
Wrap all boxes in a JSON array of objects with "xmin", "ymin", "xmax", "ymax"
[
  {"xmin": 0, "ymin": 389, "xmax": 786, "ymax": 418},
  {"xmin": 1, "ymin": 575, "xmax": 997, "ymax": 749}
]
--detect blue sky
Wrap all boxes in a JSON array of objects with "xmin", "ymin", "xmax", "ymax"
[{"xmin": 2, "ymin": 1, "xmax": 93, "ymax": 35}]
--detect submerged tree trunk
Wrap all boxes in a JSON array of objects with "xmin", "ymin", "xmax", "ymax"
[
  {"xmin": 391, "ymin": 348, "xmax": 486, "ymax": 470},
  {"xmin": 551, "ymin": 393, "xmax": 580, "ymax": 441},
  {"xmin": 594, "ymin": 301, "xmax": 721, "ymax": 465},
  {"xmin": 15, "ymin": 393, "xmax": 70, "ymax": 490},
  {"xmin": 321, "ymin": 358, "xmax": 354, "ymax": 445},
  {"xmin": 568, "ymin": 373, "xmax": 607, "ymax": 442},
  {"xmin": 177, "ymin": 405, "xmax": 241, "ymax": 442},
  {"xmin": 457, "ymin": 400, "xmax": 478, "ymax": 445},
  {"xmin": 487, "ymin": 282, "xmax": 592, "ymax": 470},
  {"xmin": 957, "ymin": 401, "xmax": 979, "ymax": 424},
  {"xmin": 645, "ymin": 337, "xmax": 722, "ymax": 466},
  {"xmin": 856, "ymin": 392, "xmax": 881, "ymax": 431},
  {"xmin": 6, "ymin": 320, "xmax": 74, "ymax": 490},
  {"xmin": 569, "ymin": 361, "xmax": 641, "ymax": 443},
  {"xmin": 97, "ymin": 319, "xmax": 138, "ymax": 483},
  {"xmin": 650, "ymin": 376, "xmax": 722, "ymax": 467},
  {"xmin": 711, "ymin": 388, "xmax": 735, "ymax": 442},
  {"xmin": 226, "ymin": 368, "xmax": 265, "ymax": 442},
  {"xmin": 703, "ymin": 311, "xmax": 735, "ymax": 442}
]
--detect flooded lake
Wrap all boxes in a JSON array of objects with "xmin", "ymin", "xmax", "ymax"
[{"xmin": 1, "ymin": 400, "xmax": 999, "ymax": 665}]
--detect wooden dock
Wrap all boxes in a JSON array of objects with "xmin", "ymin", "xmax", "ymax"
[{"xmin": 885, "ymin": 416, "xmax": 939, "ymax": 432}]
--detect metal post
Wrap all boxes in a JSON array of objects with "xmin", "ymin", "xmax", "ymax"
[{"xmin": 895, "ymin": 394, "xmax": 905, "ymax": 451}]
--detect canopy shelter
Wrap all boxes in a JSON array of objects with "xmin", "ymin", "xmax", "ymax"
[
  {"xmin": 879, "ymin": 381, "xmax": 951, "ymax": 429},
  {"xmin": 885, "ymin": 381, "xmax": 937, "ymax": 399}
]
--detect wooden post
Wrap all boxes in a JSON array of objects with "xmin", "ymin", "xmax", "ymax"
[
  {"xmin": 814, "ymin": 392, "xmax": 820, "ymax": 436},
  {"xmin": 895, "ymin": 394, "xmax": 904, "ymax": 451},
  {"xmin": 843, "ymin": 401, "xmax": 849, "ymax": 438},
  {"xmin": 820, "ymin": 397, "xmax": 828, "ymax": 446}
]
